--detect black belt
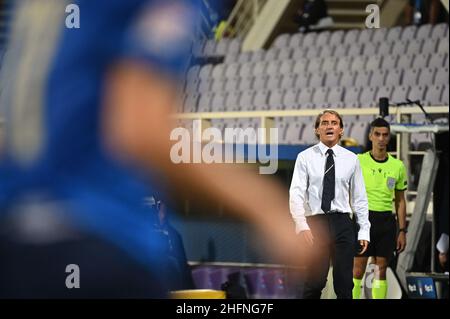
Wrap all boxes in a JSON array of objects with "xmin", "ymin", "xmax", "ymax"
[
  {"xmin": 325, "ymin": 210, "xmax": 349, "ymax": 215},
  {"xmin": 369, "ymin": 210, "xmax": 393, "ymax": 214}
]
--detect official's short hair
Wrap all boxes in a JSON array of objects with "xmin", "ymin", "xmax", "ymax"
[
  {"xmin": 314, "ymin": 109, "xmax": 344, "ymax": 138},
  {"xmin": 370, "ymin": 117, "xmax": 390, "ymax": 133}
]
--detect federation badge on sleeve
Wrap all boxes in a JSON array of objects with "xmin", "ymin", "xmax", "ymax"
[{"xmin": 387, "ymin": 177, "xmax": 396, "ymax": 190}]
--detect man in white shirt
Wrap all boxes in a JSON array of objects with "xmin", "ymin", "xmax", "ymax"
[{"xmin": 289, "ymin": 110, "xmax": 370, "ymax": 299}]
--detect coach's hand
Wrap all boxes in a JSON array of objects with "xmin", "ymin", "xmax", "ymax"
[
  {"xmin": 358, "ymin": 240, "xmax": 369, "ymax": 255},
  {"xmin": 300, "ymin": 230, "xmax": 314, "ymax": 246}
]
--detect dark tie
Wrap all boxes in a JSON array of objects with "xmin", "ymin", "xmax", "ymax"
[{"xmin": 321, "ymin": 149, "xmax": 335, "ymax": 213}]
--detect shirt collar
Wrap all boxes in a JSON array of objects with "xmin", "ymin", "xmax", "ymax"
[{"xmin": 318, "ymin": 141, "xmax": 341, "ymax": 156}]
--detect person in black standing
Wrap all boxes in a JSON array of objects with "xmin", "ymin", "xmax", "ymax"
[
  {"xmin": 289, "ymin": 110, "xmax": 370, "ymax": 299},
  {"xmin": 150, "ymin": 197, "xmax": 195, "ymax": 291}
]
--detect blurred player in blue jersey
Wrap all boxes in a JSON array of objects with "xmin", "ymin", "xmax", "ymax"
[{"xmin": 0, "ymin": 0, "xmax": 302, "ymax": 298}]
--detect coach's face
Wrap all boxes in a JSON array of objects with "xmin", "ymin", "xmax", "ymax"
[{"xmin": 316, "ymin": 113, "xmax": 343, "ymax": 147}]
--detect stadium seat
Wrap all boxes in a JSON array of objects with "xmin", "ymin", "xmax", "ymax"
[
  {"xmin": 227, "ymin": 38, "xmax": 242, "ymax": 55},
  {"xmin": 329, "ymin": 30, "xmax": 345, "ymax": 46},
  {"xmin": 391, "ymin": 85, "xmax": 409, "ymax": 103},
  {"xmin": 294, "ymin": 73, "xmax": 310, "ymax": 88},
  {"xmin": 386, "ymin": 26, "xmax": 402, "ymax": 42},
  {"xmin": 239, "ymin": 90, "xmax": 256, "ymax": 111},
  {"xmin": 342, "ymin": 87, "xmax": 361, "ymax": 108},
  {"xmin": 428, "ymin": 53, "xmax": 447, "ymax": 68},
  {"xmin": 377, "ymin": 41, "xmax": 393, "ymax": 55},
  {"xmin": 266, "ymin": 60, "xmax": 281, "ymax": 76},
  {"xmin": 298, "ymin": 88, "xmax": 315, "ymax": 107},
  {"xmin": 239, "ymin": 62, "xmax": 254, "ymax": 78},
  {"xmin": 418, "ymin": 68, "xmax": 436, "ymax": 86},
  {"xmin": 280, "ymin": 73, "xmax": 296, "ymax": 89},
  {"xmin": 250, "ymin": 49, "xmax": 266, "ymax": 63},
  {"xmin": 316, "ymin": 31, "xmax": 331, "ymax": 47},
  {"xmin": 391, "ymin": 40, "xmax": 407, "ymax": 55},
  {"xmin": 289, "ymin": 33, "xmax": 304, "ymax": 48},
  {"xmin": 385, "ymin": 69, "xmax": 403, "ymax": 86},
  {"xmin": 348, "ymin": 43, "xmax": 363, "ymax": 57},
  {"xmin": 335, "ymin": 56, "xmax": 352, "ymax": 72},
  {"xmin": 372, "ymin": 28, "xmax": 388, "ymax": 43},
  {"xmin": 252, "ymin": 74, "xmax": 268, "ymax": 90},
  {"xmin": 343, "ymin": 29, "xmax": 360, "ymax": 45},
  {"xmin": 199, "ymin": 64, "xmax": 213, "ymax": 80},
  {"xmin": 397, "ymin": 54, "xmax": 414, "ymax": 69},
  {"xmin": 253, "ymin": 90, "xmax": 270, "ymax": 110},
  {"xmin": 252, "ymin": 61, "xmax": 267, "ymax": 77},
  {"xmin": 278, "ymin": 47, "xmax": 293, "ymax": 60},
  {"xmin": 280, "ymin": 59, "xmax": 295, "ymax": 75},
  {"xmin": 402, "ymin": 68, "xmax": 420, "ymax": 86},
  {"xmin": 266, "ymin": 74, "xmax": 282, "ymax": 90},
  {"xmin": 340, "ymin": 71, "xmax": 356, "ymax": 87},
  {"xmin": 324, "ymin": 71, "xmax": 341, "ymax": 87},
  {"xmin": 416, "ymin": 24, "xmax": 432, "ymax": 40},
  {"xmin": 365, "ymin": 55, "xmax": 383, "ymax": 71},
  {"xmin": 225, "ymin": 63, "xmax": 241, "ymax": 78},
  {"xmin": 309, "ymin": 72, "xmax": 325, "ymax": 87},
  {"xmin": 321, "ymin": 56, "xmax": 337, "ymax": 71},
  {"xmin": 292, "ymin": 47, "xmax": 308, "ymax": 61},
  {"xmin": 333, "ymin": 43, "xmax": 349, "ymax": 57},
  {"xmin": 237, "ymin": 51, "xmax": 252, "ymax": 63},
  {"xmin": 327, "ymin": 87, "xmax": 345, "ymax": 106},
  {"xmin": 431, "ymin": 23, "xmax": 449, "ymax": 39},
  {"xmin": 198, "ymin": 92, "xmax": 214, "ymax": 112},
  {"xmin": 283, "ymin": 89, "xmax": 300, "ymax": 109},
  {"xmin": 362, "ymin": 42, "xmax": 377, "ymax": 56},
  {"xmin": 293, "ymin": 58, "xmax": 309, "ymax": 74},
  {"xmin": 359, "ymin": 87, "xmax": 377, "ymax": 107},
  {"xmin": 381, "ymin": 55, "xmax": 398, "ymax": 70},
  {"xmin": 211, "ymin": 92, "xmax": 227, "ymax": 112},
  {"xmin": 423, "ymin": 85, "xmax": 443, "ymax": 105},
  {"xmin": 412, "ymin": 53, "xmax": 430, "ymax": 69},
  {"xmin": 407, "ymin": 85, "xmax": 426, "ymax": 102},
  {"xmin": 269, "ymin": 89, "xmax": 285, "ymax": 110},
  {"xmin": 303, "ymin": 32, "xmax": 318, "ymax": 47},
  {"xmin": 421, "ymin": 39, "xmax": 438, "ymax": 55},
  {"xmin": 210, "ymin": 78, "xmax": 225, "ymax": 92},
  {"xmin": 224, "ymin": 91, "xmax": 241, "ymax": 111},
  {"xmin": 354, "ymin": 70, "xmax": 372, "ymax": 87},
  {"xmin": 400, "ymin": 25, "xmax": 417, "ymax": 41},
  {"xmin": 265, "ymin": 48, "xmax": 280, "ymax": 61},
  {"xmin": 307, "ymin": 57, "xmax": 323, "ymax": 73},
  {"xmin": 437, "ymin": 37, "xmax": 449, "ymax": 54},
  {"xmin": 407, "ymin": 39, "xmax": 423, "ymax": 55},
  {"xmin": 239, "ymin": 76, "xmax": 253, "ymax": 91},
  {"xmin": 369, "ymin": 69, "xmax": 387, "ymax": 87},
  {"xmin": 350, "ymin": 55, "xmax": 367, "ymax": 72}
]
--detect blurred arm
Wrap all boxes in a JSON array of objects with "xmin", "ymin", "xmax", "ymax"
[{"xmin": 101, "ymin": 61, "xmax": 302, "ymax": 264}]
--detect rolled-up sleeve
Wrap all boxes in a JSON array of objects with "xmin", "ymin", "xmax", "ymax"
[
  {"xmin": 289, "ymin": 153, "xmax": 309, "ymax": 234},
  {"xmin": 350, "ymin": 158, "xmax": 370, "ymax": 241}
]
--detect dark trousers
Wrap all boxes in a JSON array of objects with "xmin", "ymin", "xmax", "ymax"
[{"xmin": 302, "ymin": 213, "xmax": 356, "ymax": 299}]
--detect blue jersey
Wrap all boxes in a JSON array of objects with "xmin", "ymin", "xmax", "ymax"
[{"xmin": 0, "ymin": 0, "xmax": 198, "ymax": 269}]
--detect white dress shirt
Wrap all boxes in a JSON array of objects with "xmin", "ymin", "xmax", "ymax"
[{"xmin": 289, "ymin": 142, "xmax": 370, "ymax": 241}]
